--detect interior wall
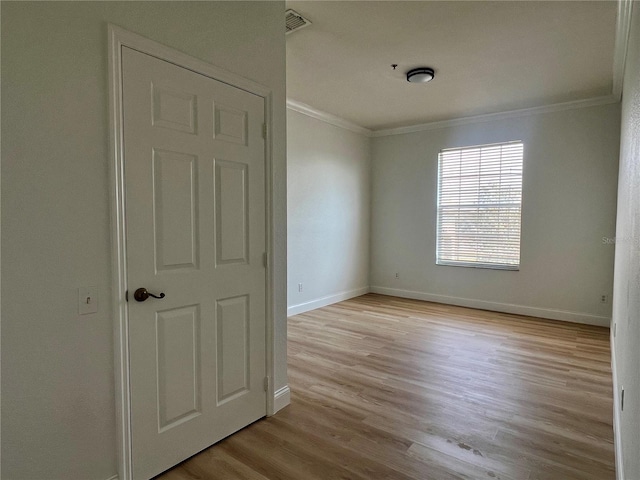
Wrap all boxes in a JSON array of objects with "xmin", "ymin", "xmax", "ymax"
[
  {"xmin": 0, "ymin": 2, "xmax": 287, "ymax": 480},
  {"xmin": 371, "ymin": 103, "xmax": 620, "ymax": 325},
  {"xmin": 287, "ymin": 110, "xmax": 370, "ymax": 315},
  {"xmin": 612, "ymin": 2, "xmax": 640, "ymax": 478}
]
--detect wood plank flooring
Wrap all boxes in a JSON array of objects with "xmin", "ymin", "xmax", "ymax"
[{"xmin": 156, "ymin": 294, "xmax": 615, "ymax": 480}]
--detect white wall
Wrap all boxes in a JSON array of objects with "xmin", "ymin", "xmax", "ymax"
[
  {"xmin": 1, "ymin": 2, "xmax": 287, "ymax": 479},
  {"xmin": 611, "ymin": 2, "xmax": 640, "ymax": 478},
  {"xmin": 287, "ymin": 110, "xmax": 370, "ymax": 315},
  {"xmin": 371, "ymin": 103, "xmax": 620, "ymax": 325}
]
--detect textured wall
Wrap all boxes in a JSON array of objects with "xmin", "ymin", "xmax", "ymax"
[
  {"xmin": 1, "ymin": 2, "xmax": 286, "ymax": 479},
  {"xmin": 287, "ymin": 110, "xmax": 370, "ymax": 314},
  {"xmin": 611, "ymin": 2, "xmax": 640, "ymax": 478},
  {"xmin": 371, "ymin": 103, "xmax": 620, "ymax": 325}
]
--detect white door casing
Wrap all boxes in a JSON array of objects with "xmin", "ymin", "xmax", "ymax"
[{"xmin": 111, "ymin": 36, "xmax": 273, "ymax": 480}]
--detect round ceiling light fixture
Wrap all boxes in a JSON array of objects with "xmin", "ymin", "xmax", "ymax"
[{"xmin": 406, "ymin": 67, "xmax": 435, "ymax": 83}]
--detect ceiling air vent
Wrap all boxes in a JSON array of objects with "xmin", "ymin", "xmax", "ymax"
[{"xmin": 286, "ymin": 9, "xmax": 311, "ymax": 35}]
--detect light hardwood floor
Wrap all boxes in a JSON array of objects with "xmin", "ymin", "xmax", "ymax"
[{"xmin": 157, "ymin": 294, "xmax": 615, "ymax": 480}]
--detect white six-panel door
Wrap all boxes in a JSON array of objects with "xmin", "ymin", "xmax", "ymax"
[{"xmin": 122, "ymin": 47, "xmax": 267, "ymax": 479}]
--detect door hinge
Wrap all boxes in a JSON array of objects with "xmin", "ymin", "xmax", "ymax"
[
  {"xmin": 262, "ymin": 123, "xmax": 267, "ymax": 139},
  {"xmin": 263, "ymin": 252, "xmax": 268, "ymax": 268},
  {"xmin": 263, "ymin": 376, "xmax": 270, "ymax": 392}
]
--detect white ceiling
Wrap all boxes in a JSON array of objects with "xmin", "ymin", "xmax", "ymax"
[{"xmin": 286, "ymin": 1, "xmax": 619, "ymax": 131}]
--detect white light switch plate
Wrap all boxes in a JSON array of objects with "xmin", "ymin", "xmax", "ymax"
[{"xmin": 78, "ymin": 286, "xmax": 98, "ymax": 315}]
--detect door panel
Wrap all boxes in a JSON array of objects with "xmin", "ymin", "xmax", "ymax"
[
  {"xmin": 156, "ymin": 305, "xmax": 201, "ymax": 431},
  {"xmin": 122, "ymin": 46, "xmax": 267, "ymax": 480},
  {"xmin": 152, "ymin": 84, "xmax": 197, "ymax": 134},
  {"xmin": 214, "ymin": 104, "xmax": 248, "ymax": 144},
  {"xmin": 153, "ymin": 149, "xmax": 199, "ymax": 271},
  {"xmin": 215, "ymin": 159, "xmax": 249, "ymax": 265},
  {"xmin": 216, "ymin": 295, "xmax": 250, "ymax": 403}
]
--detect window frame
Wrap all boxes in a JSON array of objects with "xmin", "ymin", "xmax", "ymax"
[{"xmin": 435, "ymin": 140, "xmax": 524, "ymax": 271}]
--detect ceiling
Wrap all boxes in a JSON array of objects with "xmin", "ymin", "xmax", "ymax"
[{"xmin": 286, "ymin": 1, "xmax": 619, "ymax": 131}]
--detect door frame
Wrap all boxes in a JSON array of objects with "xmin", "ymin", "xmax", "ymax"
[{"xmin": 107, "ymin": 24, "xmax": 276, "ymax": 480}]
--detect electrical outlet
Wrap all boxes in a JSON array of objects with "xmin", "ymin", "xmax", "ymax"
[
  {"xmin": 600, "ymin": 294, "xmax": 608, "ymax": 304},
  {"xmin": 298, "ymin": 283, "xmax": 303, "ymax": 293},
  {"xmin": 78, "ymin": 286, "xmax": 98, "ymax": 315},
  {"xmin": 395, "ymin": 272, "xmax": 399, "ymax": 279}
]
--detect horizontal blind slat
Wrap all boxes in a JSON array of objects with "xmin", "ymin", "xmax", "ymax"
[{"xmin": 437, "ymin": 141, "xmax": 523, "ymax": 269}]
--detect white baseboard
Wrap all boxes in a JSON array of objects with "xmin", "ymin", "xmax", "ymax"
[
  {"xmin": 611, "ymin": 331, "xmax": 625, "ymax": 480},
  {"xmin": 370, "ymin": 286, "xmax": 611, "ymax": 327},
  {"xmin": 273, "ymin": 385, "xmax": 291, "ymax": 414},
  {"xmin": 287, "ymin": 286, "xmax": 369, "ymax": 317}
]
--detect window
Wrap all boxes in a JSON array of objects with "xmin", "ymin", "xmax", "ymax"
[{"xmin": 436, "ymin": 141, "xmax": 523, "ymax": 270}]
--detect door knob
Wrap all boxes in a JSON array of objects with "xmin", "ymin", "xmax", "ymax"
[{"xmin": 133, "ymin": 288, "xmax": 165, "ymax": 302}]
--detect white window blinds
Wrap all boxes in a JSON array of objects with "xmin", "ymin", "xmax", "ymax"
[{"xmin": 436, "ymin": 141, "xmax": 523, "ymax": 270}]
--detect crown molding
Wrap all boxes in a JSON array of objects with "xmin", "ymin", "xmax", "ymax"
[
  {"xmin": 289, "ymin": 93, "xmax": 620, "ymax": 139},
  {"xmin": 288, "ymin": 1, "xmax": 630, "ymax": 139},
  {"xmin": 613, "ymin": 0, "xmax": 633, "ymax": 99},
  {"xmin": 371, "ymin": 95, "xmax": 619, "ymax": 138},
  {"xmin": 286, "ymin": 99, "xmax": 373, "ymax": 137}
]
